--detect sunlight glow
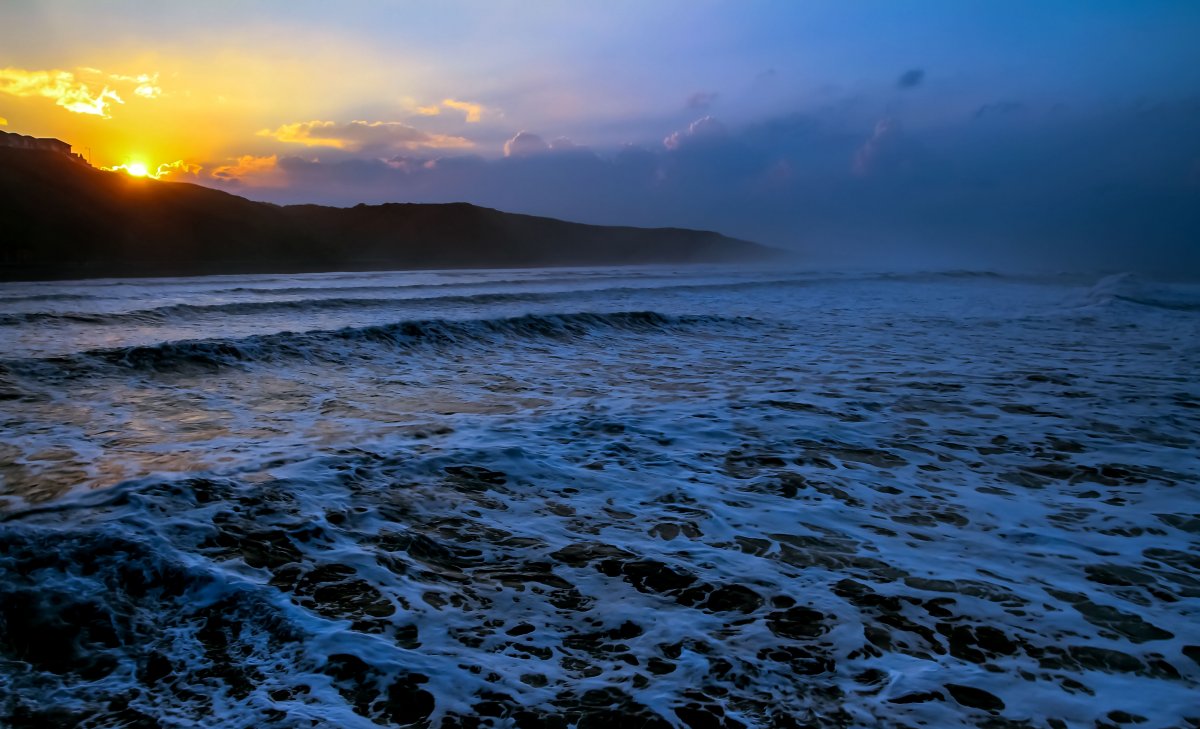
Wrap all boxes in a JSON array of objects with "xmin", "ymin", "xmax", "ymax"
[{"xmin": 103, "ymin": 159, "xmax": 199, "ymax": 180}]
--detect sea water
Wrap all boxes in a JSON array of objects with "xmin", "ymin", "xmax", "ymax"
[{"xmin": 1, "ymin": 266, "xmax": 1197, "ymax": 727}]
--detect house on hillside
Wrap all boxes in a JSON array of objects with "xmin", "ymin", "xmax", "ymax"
[{"xmin": 0, "ymin": 130, "xmax": 88, "ymax": 164}]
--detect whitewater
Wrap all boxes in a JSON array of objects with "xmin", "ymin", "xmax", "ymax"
[{"xmin": 0, "ymin": 266, "xmax": 1197, "ymax": 728}]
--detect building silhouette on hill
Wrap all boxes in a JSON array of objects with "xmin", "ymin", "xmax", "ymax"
[{"xmin": 0, "ymin": 130, "xmax": 88, "ymax": 164}]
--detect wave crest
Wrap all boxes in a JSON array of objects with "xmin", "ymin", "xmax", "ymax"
[
  {"xmin": 1083, "ymin": 272, "xmax": 1200, "ymax": 312},
  {"xmin": 7, "ymin": 311, "xmax": 753, "ymax": 374}
]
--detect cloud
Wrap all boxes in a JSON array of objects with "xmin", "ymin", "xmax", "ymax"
[
  {"xmin": 852, "ymin": 118, "xmax": 902, "ymax": 176},
  {"xmin": 211, "ymin": 154, "xmax": 284, "ymax": 186},
  {"xmin": 407, "ymin": 98, "xmax": 487, "ymax": 122},
  {"xmin": 103, "ymin": 159, "xmax": 201, "ymax": 180},
  {"xmin": 974, "ymin": 101, "xmax": 1025, "ymax": 119},
  {"xmin": 153, "ymin": 159, "xmax": 202, "ymax": 178},
  {"xmin": 442, "ymin": 98, "xmax": 484, "ymax": 123},
  {"xmin": 663, "ymin": 116, "xmax": 727, "ymax": 150},
  {"xmin": 190, "ymin": 100, "xmax": 1200, "ymax": 275},
  {"xmin": 686, "ymin": 91, "xmax": 718, "ymax": 110},
  {"xmin": 0, "ymin": 67, "xmax": 123, "ymax": 117},
  {"xmin": 897, "ymin": 68, "xmax": 925, "ymax": 89},
  {"xmin": 258, "ymin": 120, "xmax": 473, "ymax": 152},
  {"xmin": 109, "ymin": 72, "xmax": 162, "ymax": 99},
  {"xmin": 548, "ymin": 136, "xmax": 581, "ymax": 151},
  {"xmin": 503, "ymin": 131, "xmax": 549, "ymax": 157}
]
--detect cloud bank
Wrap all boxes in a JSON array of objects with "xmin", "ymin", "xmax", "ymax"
[{"xmin": 195, "ymin": 98, "xmax": 1200, "ymax": 274}]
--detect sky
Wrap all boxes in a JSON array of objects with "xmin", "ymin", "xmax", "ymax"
[{"xmin": 2, "ymin": 1, "xmax": 1200, "ymax": 272}]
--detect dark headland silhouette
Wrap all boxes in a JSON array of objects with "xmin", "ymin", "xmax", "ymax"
[{"xmin": 0, "ymin": 133, "xmax": 778, "ymax": 282}]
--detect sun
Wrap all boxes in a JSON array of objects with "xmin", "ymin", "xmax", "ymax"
[{"xmin": 104, "ymin": 159, "xmax": 193, "ymax": 180}]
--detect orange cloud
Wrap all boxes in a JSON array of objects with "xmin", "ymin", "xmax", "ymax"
[
  {"xmin": 213, "ymin": 154, "xmax": 276, "ymax": 177},
  {"xmin": 0, "ymin": 67, "xmax": 124, "ymax": 117},
  {"xmin": 257, "ymin": 120, "xmax": 472, "ymax": 151},
  {"xmin": 209, "ymin": 155, "xmax": 288, "ymax": 187},
  {"xmin": 441, "ymin": 98, "xmax": 484, "ymax": 123},
  {"xmin": 405, "ymin": 98, "xmax": 487, "ymax": 122}
]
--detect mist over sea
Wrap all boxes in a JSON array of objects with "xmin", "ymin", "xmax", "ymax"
[{"xmin": 1, "ymin": 266, "xmax": 1197, "ymax": 727}]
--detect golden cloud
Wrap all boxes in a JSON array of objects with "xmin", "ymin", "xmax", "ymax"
[
  {"xmin": 257, "ymin": 120, "xmax": 472, "ymax": 151},
  {"xmin": 109, "ymin": 72, "xmax": 163, "ymax": 99},
  {"xmin": 0, "ymin": 67, "xmax": 124, "ymax": 117},
  {"xmin": 441, "ymin": 98, "xmax": 484, "ymax": 123},
  {"xmin": 0, "ymin": 67, "xmax": 162, "ymax": 118},
  {"xmin": 405, "ymin": 98, "xmax": 487, "ymax": 122},
  {"xmin": 258, "ymin": 121, "xmax": 343, "ymax": 147},
  {"xmin": 212, "ymin": 154, "xmax": 280, "ymax": 183},
  {"xmin": 208, "ymin": 155, "xmax": 289, "ymax": 188},
  {"xmin": 154, "ymin": 159, "xmax": 202, "ymax": 178}
]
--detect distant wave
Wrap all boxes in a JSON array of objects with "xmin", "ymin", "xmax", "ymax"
[
  {"xmin": 0, "ymin": 272, "xmax": 1038, "ymax": 328},
  {"xmin": 0, "ymin": 279, "xmax": 812, "ymax": 327},
  {"xmin": 3, "ymin": 289, "xmax": 609, "ymax": 326},
  {"xmin": 1082, "ymin": 272, "xmax": 1200, "ymax": 312},
  {"xmin": 0, "ymin": 291, "xmax": 606, "ymax": 327},
  {"xmin": 2, "ymin": 311, "xmax": 755, "ymax": 374},
  {"xmin": 878, "ymin": 270, "xmax": 1006, "ymax": 280},
  {"xmin": 209, "ymin": 275, "xmax": 640, "ymax": 296},
  {"xmin": 0, "ymin": 293, "xmax": 98, "ymax": 305}
]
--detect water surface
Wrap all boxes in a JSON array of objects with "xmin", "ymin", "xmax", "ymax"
[{"xmin": 1, "ymin": 266, "xmax": 1197, "ymax": 727}]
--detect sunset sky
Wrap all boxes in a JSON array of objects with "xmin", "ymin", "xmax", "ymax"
[{"xmin": 3, "ymin": 1, "xmax": 1199, "ymax": 269}]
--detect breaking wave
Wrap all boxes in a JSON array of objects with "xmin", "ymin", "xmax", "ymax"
[
  {"xmin": 0, "ymin": 279, "xmax": 814, "ymax": 328},
  {"xmin": 0, "ymin": 292, "xmax": 99, "ymax": 305},
  {"xmin": 3, "ymin": 311, "xmax": 755, "ymax": 374}
]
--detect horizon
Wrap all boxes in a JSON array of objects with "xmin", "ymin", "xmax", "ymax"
[{"xmin": 3, "ymin": 1, "xmax": 1199, "ymax": 273}]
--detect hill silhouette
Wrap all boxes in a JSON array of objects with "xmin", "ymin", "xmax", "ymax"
[{"xmin": 0, "ymin": 145, "xmax": 777, "ymax": 281}]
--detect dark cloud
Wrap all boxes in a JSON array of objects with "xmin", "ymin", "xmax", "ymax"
[
  {"xmin": 686, "ymin": 91, "xmax": 718, "ymax": 110},
  {"xmin": 503, "ymin": 131, "xmax": 549, "ymax": 157},
  {"xmin": 974, "ymin": 101, "xmax": 1025, "ymax": 119},
  {"xmin": 897, "ymin": 68, "xmax": 925, "ymax": 89},
  {"xmin": 548, "ymin": 136, "xmax": 582, "ymax": 151},
  {"xmin": 663, "ymin": 116, "xmax": 727, "ymax": 150}
]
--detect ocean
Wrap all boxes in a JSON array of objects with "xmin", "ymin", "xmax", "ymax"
[{"xmin": 1, "ymin": 266, "xmax": 1197, "ymax": 728}]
